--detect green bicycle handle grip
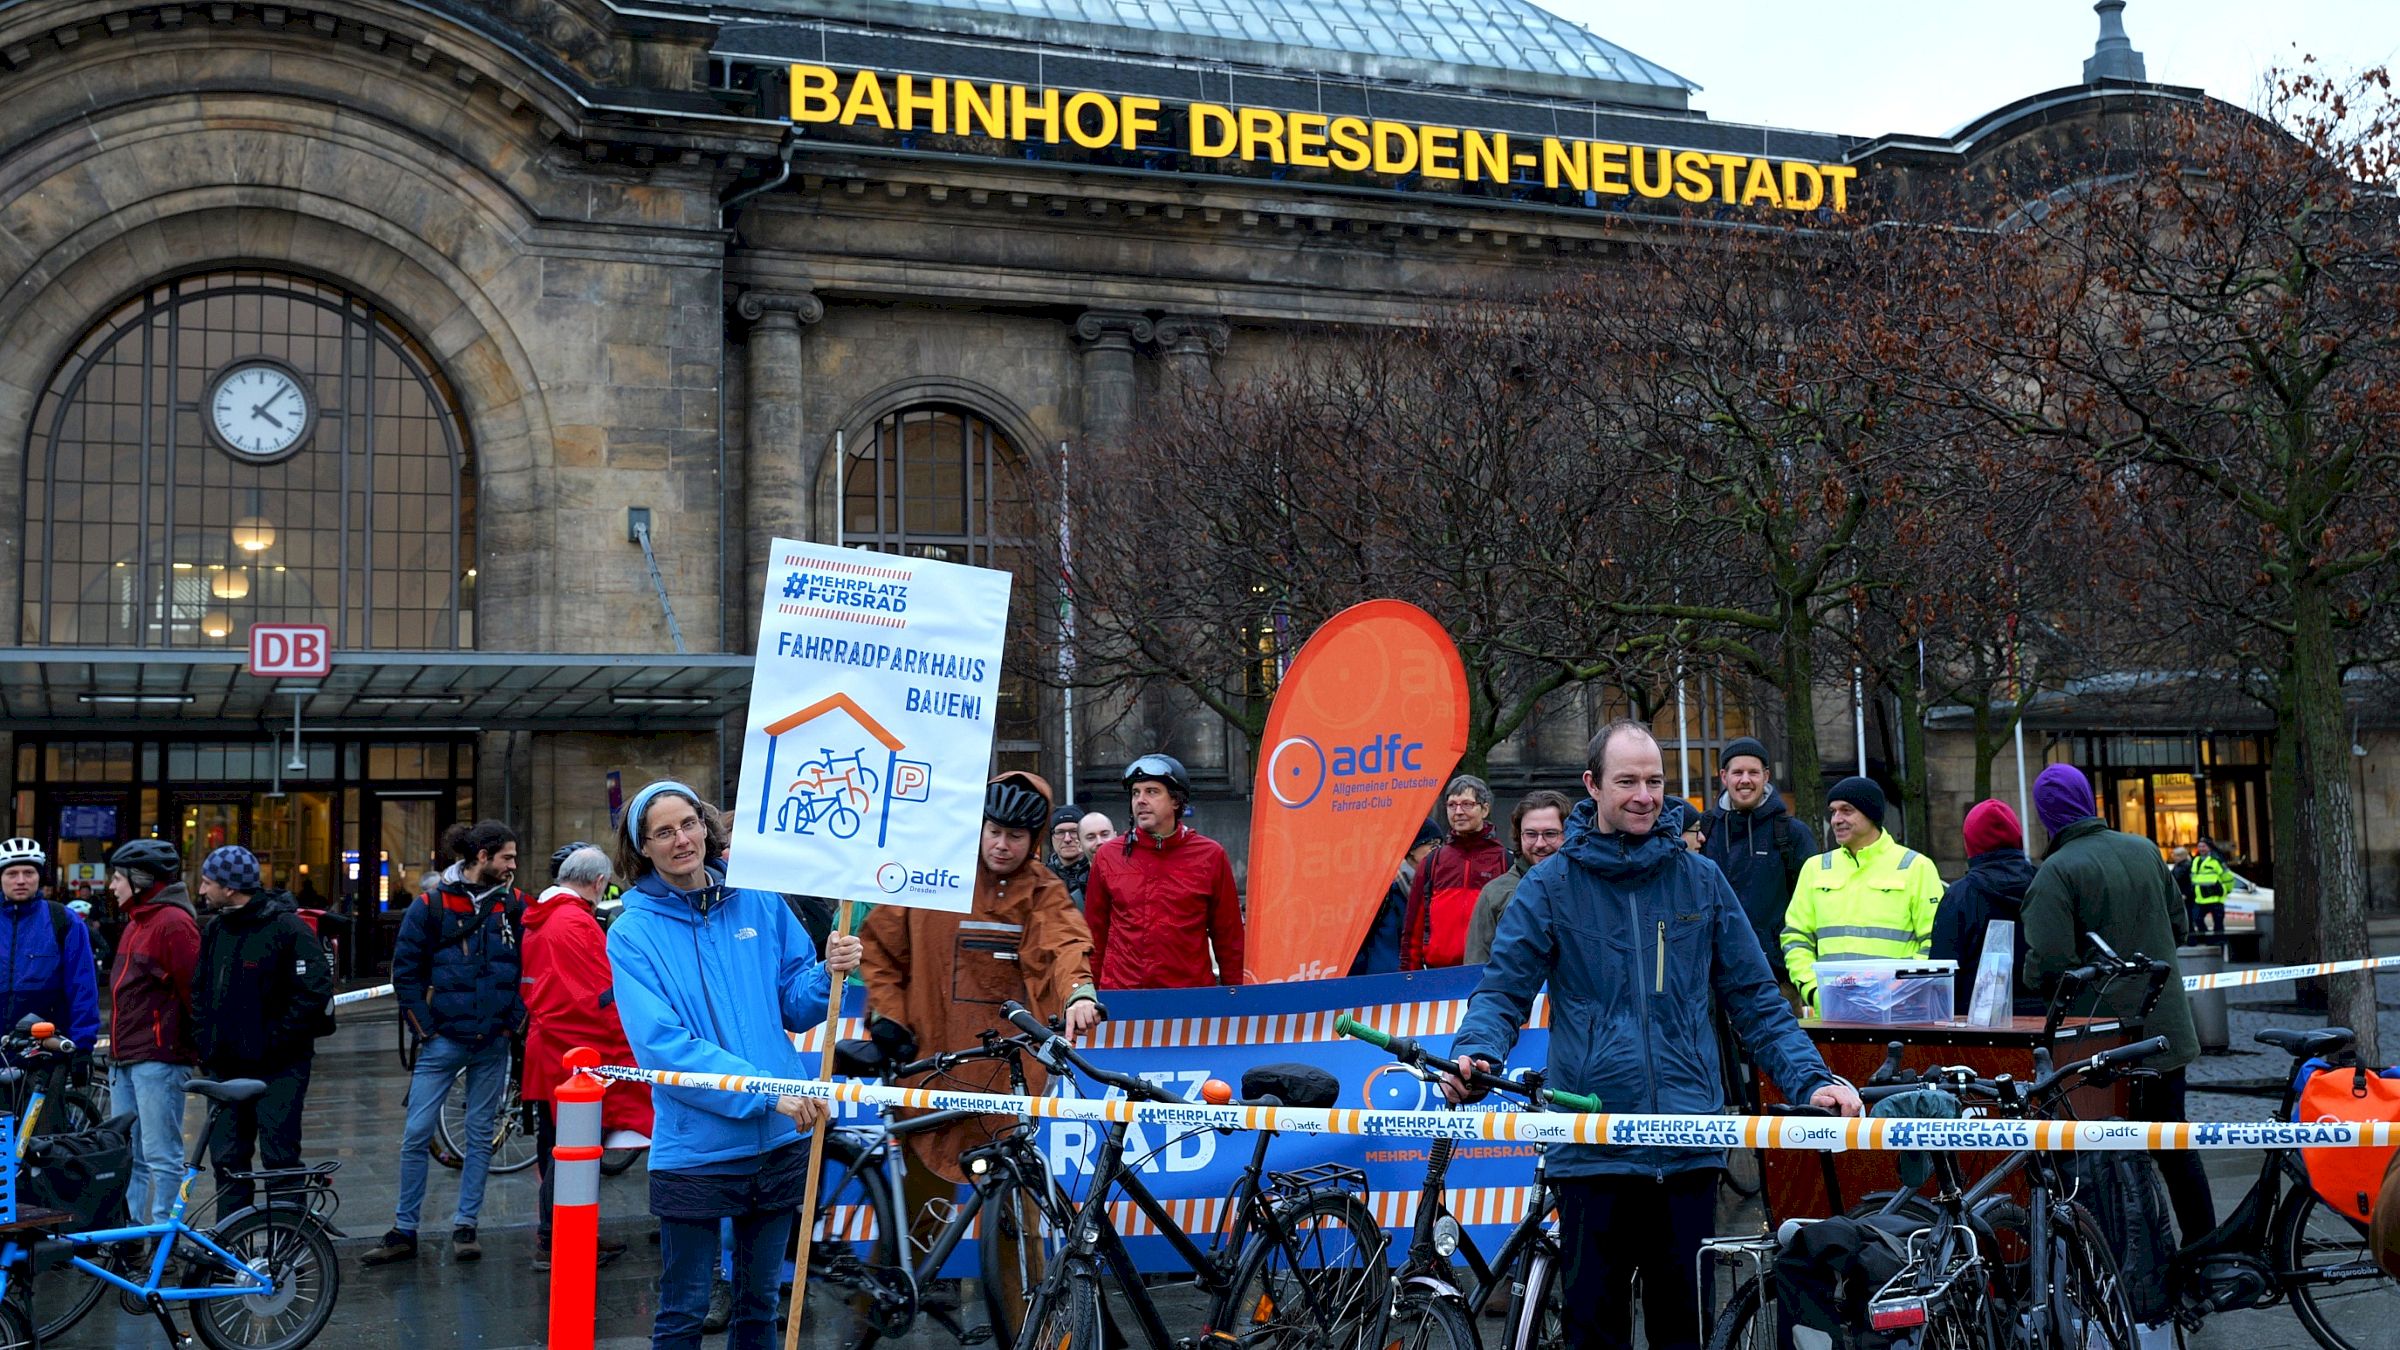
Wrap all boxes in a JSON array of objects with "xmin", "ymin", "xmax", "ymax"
[
  {"xmin": 1333, "ymin": 1014, "xmax": 1391, "ymax": 1049},
  {"xmin": 1547, "ymin": 1089, "xmax": 1602, "ymax": 1113}
]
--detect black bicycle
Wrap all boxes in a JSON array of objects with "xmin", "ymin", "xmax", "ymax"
[
  {"xmin": 1333, "ymin": 1015, "xmax": 1598, "ymax": 1350},
  {"xmin": 807, "ymin": 1026, "xmax": 1078, "ymax": 1350},
  {"xmin": 1002, "ymin": 1001, "xmax": 1388, "ymax": 1350}
]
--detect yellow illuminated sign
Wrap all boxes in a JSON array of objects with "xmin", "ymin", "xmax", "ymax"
[{"xmin": 789, "ymin": 64, "xmax": 1859, "ymax": 213}]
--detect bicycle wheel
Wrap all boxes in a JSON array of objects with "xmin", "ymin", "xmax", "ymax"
[
  {"xmin": 1507, "ymin": 1241, "xmax": 1572, "ymax": 1350},
  {"xmin": 1388, "ymin": 1290, "xmax": 1476, "ymax": 1350},
  {"xmin": 1024, "ymin": 1268, "xmax": 1102, "ymax": 1350},
  {"xmin": 600, "ymin": 1147, "xmax": 642, "ymax": 1176},
  {"xmin": 2276, "ymin": 1182, "xmax": 2399, "ymax": 1350},
  {"xmin": 2046, "ymin": 1201, "xmax": 2137, "ymax": 1350},
  {"xmin": 0, "ymin": 1295, "xmax": 31, "ymax": 1350},
  {"xmin": 26, "ymin": 1240, "xmax": 111, "ymax": 1341},
  {"xmin": 807, "ymin": 1131, "xmax": 907, "ymax": 1337},
  {"xmin": 1219, "ymin": 1188, "xmax": 1386, "ymax": 1350},
  {"xmin": 1720, "ymin": 1147, "xmax": 1763, "ymax": 1200},
  {"xmin": 435, "ymin": 1073, "xmax": 539, "ymax": 1174},
  {"xmin": 978, "ymin": 1170, "xmax": 1071, "ymax": 1349},
  {"xmin": 38, "ymin": 1088, "xmax": 101, "ymax": 1137},
  {"xmin": 1702, "ymin": 1275, "xmax": 1762, "ymax": 1350},
  {"xmin": 189, "ymin": 1211, "xmax": 341, "ymax": 1350}
]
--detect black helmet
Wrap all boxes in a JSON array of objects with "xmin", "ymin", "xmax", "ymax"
[
  {"xmin": 551, "ymin": 840, "xmax": 598, "ymax": 880},
  {"xmin": 1123, "ymin": 753, "xmax": 1190, "ymax": 799},
  {"xmin": 108, "ymin": 838, "xmax": 183, "ymax": 881},
  {"xmin": 984, "ymin": 780, "xmax": 1052, "ymax": 833}
]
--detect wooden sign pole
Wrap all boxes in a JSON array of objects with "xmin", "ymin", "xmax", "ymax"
[{"xmin": 783, "ymin": 898, "xmax": 855, "ymax": 1350}]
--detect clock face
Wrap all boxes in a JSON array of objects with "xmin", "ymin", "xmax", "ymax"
[{"xmin": 207, "ymin": 361, "xmax": 313, "ymax": 461}]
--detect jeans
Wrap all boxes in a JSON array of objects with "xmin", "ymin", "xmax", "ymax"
[
  {"xmin": 204, "ymin": 1059, "xmax": 312, "ymax": 1213},
  {"xmin": 1555, "ymin": 1169, "xmax": 1719, "ymax": 1350},
  {"xmin": 393, "ymin": 1034, "xmax": 509, "ymax": 1233},
  {"xmin": 656, "ymin": 1210, "xmax": 794, "ymax": 1350},
  {"xmin": 2189, "ymin": 902, "xmax": 2225, "ymax": 941},
  {"xmin": 111, "ymin": 1060, "xmax": 193, "ymax": 1224}
]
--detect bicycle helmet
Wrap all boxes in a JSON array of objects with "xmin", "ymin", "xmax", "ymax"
[
  {"xmin": 551, "ymin": 840, "xmax": 598, "ymax": 880},
  {"xmin": 1122, "ymin": 753, "xmax": 1190, "ymax": 799},
  {"xmin": 0, "ymin": 838, "xmax": 42, "ymax": 870},
  {"xmin": 984, "ymin": 779, "xmax": 1052, "ymax": 833},
  {"xmin": 108, "ymin": 837, "xmax": 184, "ymax": 880}
]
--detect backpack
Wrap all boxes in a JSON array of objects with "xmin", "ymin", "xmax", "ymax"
[
  {"xmin": 2292, "ymin": 1058, "xmax": 2400, "ymax": 1222},
  {"xmin": 2066, "ymin": 1149, "xmax": 2177, "ymax": 1324},
  {"xmin": 23, "ymin": 1111, "xmax": 134, "ymax": 1228},
  {"xmin": 1773, "ymin": 1214, "xmax": 1918, "ymax": 1350}
]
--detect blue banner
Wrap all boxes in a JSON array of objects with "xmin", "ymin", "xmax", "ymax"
[{"xmin": 818, "ymin": 966, "xmax": 1550, "ymax": 1274}]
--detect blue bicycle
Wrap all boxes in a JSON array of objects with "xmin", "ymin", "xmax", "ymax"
[{"xmin": 2, "ymin": 1077, "xmax": 341, "ymax": 1349}]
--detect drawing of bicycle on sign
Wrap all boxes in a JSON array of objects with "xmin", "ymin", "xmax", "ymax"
[{"xmin": 778, "ymin": 747, "xmax": 880, "ymax": 839}]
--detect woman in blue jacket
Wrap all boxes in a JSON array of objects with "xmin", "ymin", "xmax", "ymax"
[{"xmin": 608, "ymin": 780, "xmax": 862, "ymax": 1350}]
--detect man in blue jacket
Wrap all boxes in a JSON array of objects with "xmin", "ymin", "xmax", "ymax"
[
  {"xmin": 0, "ymin": 837, "xmax": 101, "ymax": 1052},
  {"xmin": 1450, "ymin": 722, "xmax": 1860, "ymax": 1350},
  {"xmin": 609, "ymin": 780, "xmax": 862, "ymax": 1350},
  {"xmin": 364, "ymin": 819, "xmax": 526, "ymax": 1267}
]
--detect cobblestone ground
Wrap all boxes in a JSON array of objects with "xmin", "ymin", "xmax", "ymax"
[{"xmin": 40, "ymin": 972, "xmax": 2400, "ymax": 1348}]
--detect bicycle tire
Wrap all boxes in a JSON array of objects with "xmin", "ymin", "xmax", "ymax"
[
  {"xmin": 1387, "ymin": 1289, "xmax": 1476, "ymax": 1350},
  {"xmin": 1219, "ymin": 1188, "xmax": 1387, "ymax": 1350},
  {"xmin": 1703, "ymin": 1276, "xmax": 1762, "ymax": 1350},
  {"xmin": 2046, "ymin": 1200, "xmax": 2138, "ymax": 1350},
  {"xmin": 807, "ymin": 1131, "xmax": 907, "ymax": 1338},
  {"xmin": 25, "ymin": 1238, "xmax": 112, "ymax": 1340},
  {"xmin": 978, "ymin": 1169, "xmax": 1072, "ymax": 1349},
  {"xmin": 2275, "ymin": 1180, "xmax": 2399, "ymax": 1350},
  {"xmin": 600, "ymin": 1147, "xmax": 642, "ymax": 1177},
  {"xmin": 1507, "ymin": 1241, "xmax": 1572, "ymax": 1350},
  {"xmin": 434, "ymin": 1069, "xmax": 539, "ymax": 1175},
  {"xmin": 189, "ymin": 1210, "xmax": 342, "ymax": 1350},
  {"xmin": 1023, "ymin": 1268, "xmax": 1102, "ymax": 1350},
  {"xmin": 42, "ymin": 1088, "xmax": 100, "ymax": 1137},
  {"xmin": 0, "ymin": 1294, "xmax": 31, "ymax": 1350},
  {"xmin": 1720, "ymin": 1147, "xmax": 1763, "ymax": 1200}
]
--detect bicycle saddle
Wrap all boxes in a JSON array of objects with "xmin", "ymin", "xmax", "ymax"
[
  {"xmin": 2254, "ymin": 1027, "xmax": 2353, "ymax": 1059},
  {"xmin": 833, "ymin": 1038, "xmax": 886, "ymax": 1079},
  {"xmin": 1242, "ymin": 1063, "xmax": 1339, "ymax": 1110},
  {"xmin": 183, "ymin": 1078, "xmax": 270, "ymax": 1105}
]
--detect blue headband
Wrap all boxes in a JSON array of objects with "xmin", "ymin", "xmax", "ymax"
[{"xmin": 625, "ymin": 780, "xmax": 701, "ymax": 843}]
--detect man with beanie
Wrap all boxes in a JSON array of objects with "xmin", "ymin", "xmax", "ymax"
[
  {"xmin": 1780, "ymin": 776, "xmax": 1943, "ymax": 1014},
  {"xmin": 1697, "ymin": 738, "xmax": 1817, "ymax": 985},
  {"xmin": 1045, "ymin": 805, "xmax": 1091, "ymax": 908},
  {"xmin": 193, "ymin": 845, "xmax": 335, "ymax": 1211},
  {"xmin": 105, "ymin": 838, "xmax": 201, "ymax": 1224},
  {"xmin": 2021, "ymin": 764, "xmax": 2213, "ymax": 1244},
  {"xmin": 1931, "ymin": 802, "xmax": 2038, "ymax": 1016}
]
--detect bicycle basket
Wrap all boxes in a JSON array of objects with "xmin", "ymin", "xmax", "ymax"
[
  {"xmin": 2292, "ymin": 1057, "xmax": 2400, "ymax": 1222},
  {"xmin": 23, "ymin": 1110, "xmax": 134, "ymax": 1228}
]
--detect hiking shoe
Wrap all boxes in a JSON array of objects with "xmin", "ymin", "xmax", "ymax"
[
  {"xmin": 452, "ymin": 1227, "xmax": 481, "ymax": 1262},
  {"xmin": 534, "ymin": 1236, "xmax": 626, "ymax": 1271},
  {"xmin": 361, "ymin": 1230, "xmax": 418, "ymax": 1267},
  {"xmin": 702, "ymin": 1275, "xmax": 734, "ymax": 1333}
]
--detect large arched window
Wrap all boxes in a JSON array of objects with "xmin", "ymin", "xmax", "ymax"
[
  {"xmin": 20, "ymin": 271, "xmax": 475, "ymax": 649},
  {"xmin": 840, "ymin": 405, "xmax": 1040, "ymax": 766}
]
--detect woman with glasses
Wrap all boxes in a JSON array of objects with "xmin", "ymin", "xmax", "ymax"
[{"xmin": 607, "ymin": 780, "xmax": 863, "ymax": 1350}]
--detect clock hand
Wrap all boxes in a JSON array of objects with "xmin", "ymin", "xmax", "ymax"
[{"xmin": 250, "ymin": 403, "xmax": 286, "ymax": 430}]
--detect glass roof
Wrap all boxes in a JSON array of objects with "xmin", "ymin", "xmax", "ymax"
[{"xmin": 751, "ymin": 0, "xmax": 1697, "ymax": 92}]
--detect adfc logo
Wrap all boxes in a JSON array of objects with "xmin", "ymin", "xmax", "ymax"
[{"xmin": 752, "ymin": 693, "xmax": 932, "ymax": 848}]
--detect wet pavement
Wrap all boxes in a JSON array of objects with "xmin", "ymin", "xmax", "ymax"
[{"xmin": 34, "ymin": 974, "xmax": 2399, "ymax": 1349}]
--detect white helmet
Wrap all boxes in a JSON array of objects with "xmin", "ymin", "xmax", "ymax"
[{"xmin": 0, "ymin": 838, "xmax": 43, "ymax": 870}]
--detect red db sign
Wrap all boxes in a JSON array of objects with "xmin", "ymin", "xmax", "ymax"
[{"xmin": 247, "ymin": 624, "xmax": 330, "ymax": 678}]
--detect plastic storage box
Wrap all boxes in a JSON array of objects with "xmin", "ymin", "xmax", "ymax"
[{"xmin": 1813, "ymin": 959, "xmax": 1958, "ymax": 1024}]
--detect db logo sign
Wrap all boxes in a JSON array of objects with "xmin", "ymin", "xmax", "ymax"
[{"xmin": 247, "ymin": 624, "xmax": 330, "ymax": 678}]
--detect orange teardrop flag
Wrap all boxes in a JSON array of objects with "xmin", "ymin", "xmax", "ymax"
[{"xmin": 1243, "ymin": 601, "xmax": 1469, "ymax": 983}]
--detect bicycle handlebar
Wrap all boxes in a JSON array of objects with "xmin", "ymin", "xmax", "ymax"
[
  {"xmin": 1333, "ymin": 1015, "xmax": 1601, "ymax": 1112},
  {"xmin": 1000, "ymin": 1001, "xmax": 1180, "ymax": 1104}
]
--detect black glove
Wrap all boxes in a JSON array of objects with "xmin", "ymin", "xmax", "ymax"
[{"xmin": 870, "ymin": 1018, "xmax": 918, "ymax": 1067}]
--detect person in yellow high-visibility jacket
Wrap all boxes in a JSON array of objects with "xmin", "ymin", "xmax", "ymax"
[
  {"xmin": 2187, "ymin": 837, "xmax": 2236, "ymax": 943},
  {"xmin": 1781, "ymin": 777, "xmax": 1944, "ymax": 1013}
]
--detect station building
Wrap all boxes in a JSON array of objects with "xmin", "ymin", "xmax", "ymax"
[{"xmin": 0, "ymin": 0, "xmax": 2388, "ymax": 971}]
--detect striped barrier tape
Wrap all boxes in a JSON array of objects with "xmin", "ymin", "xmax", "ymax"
[
  {"xmin": 2182, "ymin": 955, "xmax": 2400, "ymax": 991},
  {"xmin": 332, "ymin": 982, "xmax": 395, "ymax": 1008},
  {"xmin": 590, "ymin": 1065, "xmax": 2398, "ymax": 1152}
]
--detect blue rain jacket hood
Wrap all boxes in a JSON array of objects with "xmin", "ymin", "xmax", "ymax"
[
  {"xmin": 1454, "ymin": 798, "xmax": 1836, "ymax": 1178},
  {"xmin": 608, "ymin": 866, "xmax": 837, "ymax": 1172}
]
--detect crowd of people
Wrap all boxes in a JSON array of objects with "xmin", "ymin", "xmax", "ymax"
[{"xmin": 0, "ymin": 720, "xmax": 2223, "ymax": 1350}]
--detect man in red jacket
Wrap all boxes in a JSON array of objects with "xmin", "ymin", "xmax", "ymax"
[
  {"xmin": 1400, "ymin": 775, "xmax": 1513, "ymax": 970},
  {"xmin": 522, "ymin": 844, "xmax": 652, "ymax": 1271},
  {"xmin": 1084, "ymin": 754, "xmax": 1245, "ymax": 988},
  {"xmin": 105, "ymin": 839, "xmax": 200, "ymax": 1224}
]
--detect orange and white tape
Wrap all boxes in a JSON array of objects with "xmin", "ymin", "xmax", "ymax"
[
  {"xmin": 592, "ymin": 1065, "xmax": 2394, "ymax": 1152},
  {"xmin": 2183, "ymin": 955, "xmax": 2400, "ymax": 991}
]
